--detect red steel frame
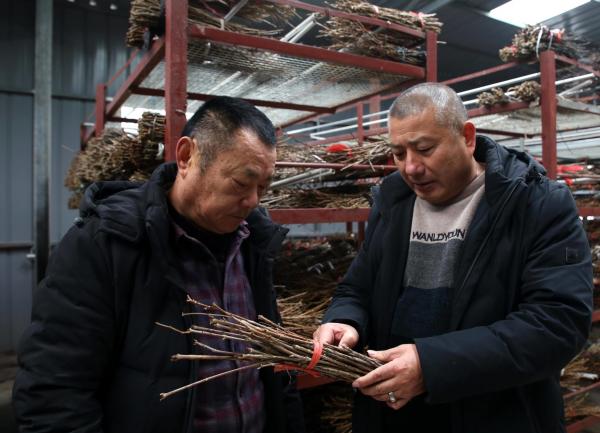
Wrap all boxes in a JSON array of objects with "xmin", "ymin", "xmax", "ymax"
[
  {"xmin": 79, "ymin": 0, "xmax": 438, "ymax": 240},
  {"xmin": 82, "ymin": 0, "xmax": 436, "ymax": 152}
]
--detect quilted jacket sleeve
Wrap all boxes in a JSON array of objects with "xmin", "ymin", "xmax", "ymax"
[{"xmin": 12, "ymin": 221, "xmax": 116, "ymax": 432}]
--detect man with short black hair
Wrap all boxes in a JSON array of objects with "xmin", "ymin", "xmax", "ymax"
[
  {"xmin": 13, "ymin": 96, "xmax": 305, "ymax": 433},
  {"xmin": 314, "ymin": 83, "xmax": 593, "ymax": 433}
]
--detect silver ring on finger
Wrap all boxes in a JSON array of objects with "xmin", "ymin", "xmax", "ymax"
[{"xmin": 387, "ymin": 391, "xmax": 397, "ymax": 403}]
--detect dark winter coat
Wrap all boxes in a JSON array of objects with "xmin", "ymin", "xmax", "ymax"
[
  {"xmin": 13, "ymin": 162, "xmax": 304, "ymax": 433},
  {"xmin": 324, "ymin": 136, "xmax": 593, "ymax": 433}
]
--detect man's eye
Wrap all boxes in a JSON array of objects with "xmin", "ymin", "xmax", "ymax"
[
  {"xmin": 233, "ymin": 179, "xmax": 247, "ymax": 188},
  {"xmin": 418, "ymin": 147, "xmax": 433, "ymax": 153}
]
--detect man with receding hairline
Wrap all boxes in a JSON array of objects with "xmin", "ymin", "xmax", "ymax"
[
  {"xmin": 13, "ymin": 96, "xmax": 305, "ymax": 433},
  {"xmin": 314, "ymin": 83, "xmax": 592, "ymax": 433}
]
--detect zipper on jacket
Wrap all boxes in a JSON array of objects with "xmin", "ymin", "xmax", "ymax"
[{"xmin": 452, "ymin": 180, "xmax": 522, "ymax": 320}]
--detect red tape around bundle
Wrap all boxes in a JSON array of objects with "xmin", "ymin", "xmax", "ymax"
[{"xmin": 274, "ymin": 340, "xmax": 323, "ymax": 377}]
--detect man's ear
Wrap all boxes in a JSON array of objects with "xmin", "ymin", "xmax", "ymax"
[
  {"xmin": 463, "ymin": 121, "xmax": 476, "ymax": 152},
  {"xmin": 175, "ymin": 136, "xmax": 195, "ymax": 177}
]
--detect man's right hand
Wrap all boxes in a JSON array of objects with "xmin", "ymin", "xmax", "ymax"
[{"xmin": 313, "ymin": 323, "xmax": 359, "ymax": 349}]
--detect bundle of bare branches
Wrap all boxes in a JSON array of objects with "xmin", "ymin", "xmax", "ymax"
[
  {"xmin": 322, "ymin": 393, "xmax": 353, "ymax": 433},
  {"xmin": 564, "ymin": 394, "xmax": 600, "ymax": 422},
  {"xmin": 275, "ymin": 138, "xmax": 392, "ymax": 183},
  {"xmin": 328, "ymin": 0, "xmax": 442, "ymax": 33},
  {"xmin": 499, "ymin": 25, "xmax": 587, "ymax": 63},
  {"xmin": 158, "ymin": 298, "xmax": 381, "ymax": 400},
  {"xmin": 320, "ymin": 138, "xmax": 391, "ymax": 167},
  {"xmin": 127, "ymin": 0, "xmax": 292, "ymax": 47},
  {"xmin": 477, "ymin": 81, "xmax": 542, "ymax": 107},
  {"xmin": 319, "ymin": 0, "xmax": 441, "ymax": 63},
  {"xmin": 274, "ymin": 237, "xmax": 357, "ymax": 335},
  {"xmin": 275, "ymin": 237, "xmax": 357, "ymax": 294},
  {"xmin": 508, "ymin": 80, "xmax": 541, "ymax": 103},
  {"xmin": 477, "ymin": 87, "xmax": 509, "ymax": 107},
  {"xmin": 135, "ymin": 111, "xmax": 165, "ymax": 179},
  {"xmin": 319, "ymin": 19, "xmax": 425, "ymax": 63},
  {"xmin": 262, "ymin": 185, "xmax": 371, "ymax": 208},
  {"xmin": 561, "ymin": 344, "xmax": 600, "ymax": 389},
  {"xmin": 277, "ymin": 291, "xmax": 332, "ymax": 336},
  {"xmin": 64, "ymin": 129, "xmax": 141, "ymax": 208}
]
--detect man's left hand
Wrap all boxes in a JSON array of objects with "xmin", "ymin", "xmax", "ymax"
[{"xmin": 352, "ymin": 344, "xmax": 426, "ymax": 410}]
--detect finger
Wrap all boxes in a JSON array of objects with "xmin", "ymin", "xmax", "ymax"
[
  {"xmin": 352, "ymin": 363, "xmax": 392, "ymax": 389},
  {"xmin": 356, "ymin": 376, "xmax": 396, "ymax": 397},
  {"xmin": 367, "ymin": 349, "xmax": 391, "ymax": 362},
  {"xmin": 338, "ymin": 329, "xmax": 358, "ymax": 349},
  {"xmin": 313, "ymin": 326, "xmax": 335, "ymax": 345},
  {"xmin": 386, "ymin": 397, "xmax": 410, "ymax": 411}
]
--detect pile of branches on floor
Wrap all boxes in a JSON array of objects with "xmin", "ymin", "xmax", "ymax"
[
  {"xmin": 274, "ymin": 237, "xmax": 358, "ymax": 335},
  {"xmin": 499, "ymin": 25, "xmax": 588, "ymax": 63},
  {"xmin": 64, "ymin": 112, "xmax": 165, "ymax": 209},
  {"xmin": 561, "ymin": 343, "xmax": 600, "ymax": 389},
  {"xmin": 127, "ymin": 0, "xmax": 293, "ymax": 47},
  {"xmin": 477, "ymin": 81, "xmax": 541, "ymax": 107},
  {"xmin": 318, "ymin": 0, "xmax": 442, "ymax": 64},
  {"xmin": 158, "ymin": 298, "xmax": 381, "ymax": 400},
  {"xmin": 262, "ymin": 184, "xmax": 372, "ymax": 208}
]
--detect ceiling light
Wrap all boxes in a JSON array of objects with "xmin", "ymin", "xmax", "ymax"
[
  {"xmin": 89, "ymin": 0, "xmax": 97, "ymax": 6},
  {"xmin": 489, "ymin": 0, "xmax": 590, "ymax": 27},
  {"xmin": 110, "ymin": 3, "xmax": 117, "ymax": 10}
]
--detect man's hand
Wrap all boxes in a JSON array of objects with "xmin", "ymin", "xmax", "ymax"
[
  {"xmin": 313, "ymin": 323, "xmax": 359, "ymax": 349},
  {"xmin": 352, "ymin": 344, "xmax": 425, "ymax": 410}
]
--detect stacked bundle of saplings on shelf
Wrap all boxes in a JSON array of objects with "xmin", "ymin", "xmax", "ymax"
[
  {"xmin": 562, "ymin": 343, "xmax": 600, "ymax": 422},
  {"xmin": 64, "ymin": 112, "xmax": 165, "ymax": 209},
  {"xmin": 266, "ymin": 137, "xmax": 390, "ymax": 209},
  {"xmin": 318, "ymin": 0, "xmax": 442, "ymax": 65},
  {"xmin": 127, "ymin": 0, "xmax": 441, "ymax": 66},
  {"xmin": 498, "ymin": 25, "xmax": 589, "ymax": 63},
  {"xmin": 561, "ymin": 163, "xmax": 600, "ymax": 208},
  {"xmin": 126, "ymin": 0, "xmax": 293, "ymax": 48},
  {"xmin": 476, "ymin": 80, "xmax": 541, "ymax": 108},
  {"xmin": 274, "ymin": 236, "xmax": 357, "ymax": 335},
  {"xmin": 584, "ymin": 220, "xmax": 600, "ymax": 309}
]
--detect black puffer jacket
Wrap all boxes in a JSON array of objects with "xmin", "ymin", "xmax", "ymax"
[
  {"xmin": 324, "ymin": 136, "xmax": 593, "ymax": 433},
  {"xmin": 13, "ymin": 163, "xmax": 304, "ymax": 433}
]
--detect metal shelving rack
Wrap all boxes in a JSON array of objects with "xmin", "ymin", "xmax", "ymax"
[
  {"xmin": 82, "ymin": 0, "xmax": 438, "ymax": 156},
  {"xmin": 79, "ymin": 0, "xmax": 438, "ymax": 244}
]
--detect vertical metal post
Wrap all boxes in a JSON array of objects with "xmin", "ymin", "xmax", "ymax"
[
  {"xmin": 540, "ymin": 50, "xmax": 557, "ymax": 179},
  {"xmin": 357, "ymin": 222, "xmax": 366, "ymax": 248},
  {"xmin": 425, "ymin": 31, "xmax": 438, "ymax": 82},
  {"xmin": 346, "ymin": 222, "xmax": 353, "ymax": 236},
  {"xmin": 95, "ymin": 83, "xmax": 106, "ymax": 137},
  {"xmin": 33, "ymin": 0, "xmax": 52, "ymax": 283},
  {"xmin": 357, "ymin": 103, "xmax": 364, "ymax": 146},
  {"xmin": 369, "ymin": 95, "xmax": 381, "ymax": 125},
  {"xmin": 165, "ymin": 0, "xmax": 188, "ymax": 161}
]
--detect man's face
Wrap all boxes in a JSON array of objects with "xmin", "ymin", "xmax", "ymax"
[
  {"xmin": 180, "ymin": 129, "xmax": 276, "ymax": 234},
  {"xmin": 388, "ymin": 108, "xmax": 476, "ymax": 205}
]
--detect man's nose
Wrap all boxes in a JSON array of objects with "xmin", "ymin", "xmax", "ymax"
[
  {"xmin": 404, "ymin": 151, "xmax": 425, "ymax": 176},
  {"xmin": 241, "ymin": 188, "xmax": 260, "ymax": 209}
]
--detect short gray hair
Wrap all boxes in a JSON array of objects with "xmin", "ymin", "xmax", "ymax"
[{"xmin": 388, "ymin": 83, "xmax": 467, "ymax": 134}]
